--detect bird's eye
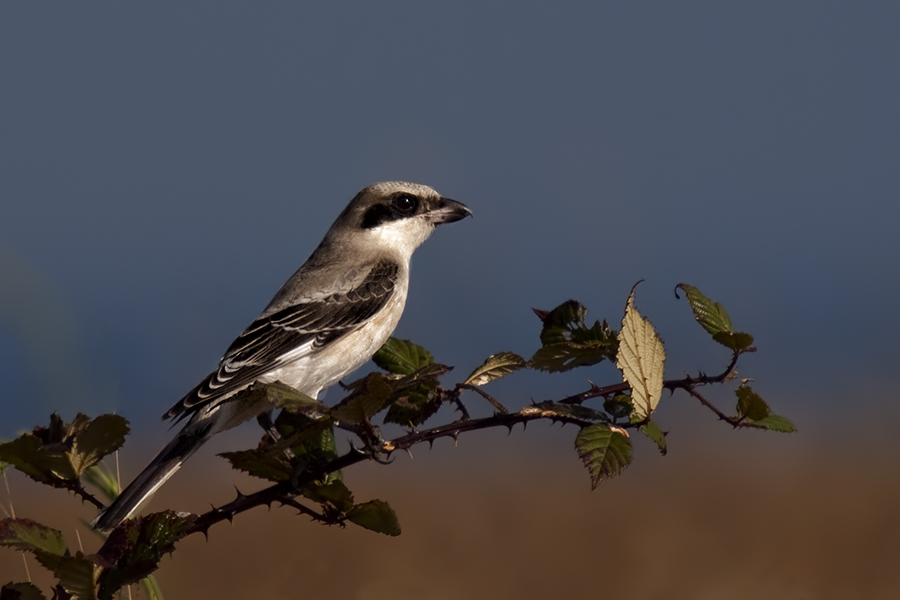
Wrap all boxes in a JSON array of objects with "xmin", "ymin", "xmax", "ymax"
[{"xmin": 393, "ymin": 194, "xmax": 419, "ymax": 214}]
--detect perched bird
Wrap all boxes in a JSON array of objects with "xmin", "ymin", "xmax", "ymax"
[{"xmin": 93, "ymin": 181, "xmax": 470, "ymax": 531}]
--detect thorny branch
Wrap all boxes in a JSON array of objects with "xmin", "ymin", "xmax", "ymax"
[{"xmin": 175, "ymin": 349, "xmax": 753, "ymax": 539}]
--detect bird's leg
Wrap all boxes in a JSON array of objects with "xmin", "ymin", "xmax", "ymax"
[{"xmin": 256, "ymin": 410, "xmax": 295, "ymax": 459}]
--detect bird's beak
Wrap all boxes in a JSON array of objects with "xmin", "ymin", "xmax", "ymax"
[{"xmin": 427, "ymin": 197, "xmax": 472, "ymax": 224}]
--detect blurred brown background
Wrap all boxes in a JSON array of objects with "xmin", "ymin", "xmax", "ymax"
[{"xmin": 3, "ymin": 419, "xmax": 898, "ymax": 599}]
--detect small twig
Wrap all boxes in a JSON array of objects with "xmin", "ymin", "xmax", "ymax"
[
  {"xmin": 560, "ymin": 351, "xmax": 742, "ymax": 405},
  {"xmin": 280, "ymin": 497, "xmax": 343, "ymax": 526},
  {"xmin": 683, "ymin": 387, "xmax": 766, "ymax": 430},
  {"xmin": 457, "ymin": 383, "xmax": 509, "ymax": 414}
]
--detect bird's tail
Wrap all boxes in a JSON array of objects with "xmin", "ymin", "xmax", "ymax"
[{"xmin": 91, "ymin": 419, "xmax": 216, "ymax": 532}]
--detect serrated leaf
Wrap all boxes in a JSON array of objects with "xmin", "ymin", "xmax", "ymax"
[
  {"xmin": 0, "ymin": 414, "xmax": 132, "ymax": 486},
  {"xmin": 219, "ymin": 449, "xmax": 292, "ymax": 482},
  {"xmin": 0, "ymin": 582, "xmax": 48, "ymax": 600},
  {"xmin": 712, "ymin": 331, "xmax": 755, "ymax": 352},
  {"xmin": 736, "ymin": 385, "xmax": 771, "ymax": 421},
  {"xmin": 70, "ymin": 415, "xmax": 129, "ymax": 477},
  {"xmin": 637, "ymin": 419, "xmax": 667, "ymax": 455},
  {"xmin": 55, "ymin": 552, "xmax": 100, "ymax": 600},
  {"xmin": 603, "ymin": 395, "xmax": 633, "ymax": 419},
  {"xmin": 574, "ymin": 424, "xmax": 633, "ymax": 489},
  {"xmin": 383, "ymin": 392, "xmax": 442, "ymax": 426},
  {"xmin": 529, "ymin": 342, "xmax": 615, "ymax": 373},
  {"xmin": 267, "ymin": 412, "xmax": 336, "ymax": 461},
  {"xmin": 97, "ymin": 511, "xmax": 195, "ymax": 597},
  {"xmin": 254, "ymin": 381, "xmax": 328, "ymax": 417},
  {"xmin": 346, "ymin": 500, "xmax": 401, "ymax": 536},
  {"xmin": 331, "ymin": 373, "xmax": 394, "ymax": 425},
  {"xmin": 617, "ymin": 289, "xmax": 666, "ymax": 420},
  {"xmin": 373, "ymin": 338, "xmax": 434, "ymax": 375},
  {"xmin": 0, "ymin": 519, "xmax": 67, "ymax": 555},
  {"xmin": 464, "ymin": 352, "xmax": 526, "ymax": 386},
  {"xmin": 303, "ymin": 480, "xmax": 355, "ymax": 512},
  {"xmin": 382, "ymin": 363, "xmax": 447, "ymax": 426},
  {"xmin": 747, "ymin": 414, "xmax": 797, "ymax": 433},
  {"xmin": 0, "ymin": 436, "xmax": 58, "ymax": 483},
  {"xmin": 534, "ymin": 300, "xmax": 589, "ymax": 345},
  {"xmin": 676, "ymin": 283, "xmax": 734, "ymax": 335}
]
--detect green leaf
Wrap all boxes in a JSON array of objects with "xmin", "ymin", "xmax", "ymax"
[
  {"xmin": 0, "ymin": 518, "xmax": 69, "ymax": 573},
  {"xmin": 617, "ymin": 289, "xmax": 666, "ymax": 420},
  {"xmin": 303, "ymin": 480, "xmax": 355, "ymax": 512},
  {"xmin": 219, "ymin": 449, "xmax": 292, "ymax": 482},
  {"xmin": 574, "ymin": 424, "xmax": 633, "ymax": 489},
  {"xmin": 0, "ymin": 582, "xmax": 48, "ymax": 600},
  {"xmin": 603, "ymin": 395, "xmax": 633, "ymax": 419},
  {"xmin": 70, "ymin": 415, "xmax": 130, "ymax": 477},
  {"xmin": 712, "ymin": 331, "xmax": 755, "ymax": 352},
  {"xmin": 346, "ymin": 500, "xmax": 401, "ymax": 536},
  {"xmin": 0, "ymin": 414, "xmax": 131, "ymax": 486},
  {"xmin": 383, "ymin": 392, "xmax": 442, "ymax": 426},
  {"xmin": 735, "ymin": 385, "xmax": 770, "ymax": 421},
  {"xmin": 529, "ymin": 342, "xmax": 616, "ymax": 373},
  {"xmin": 747, "ymin": 414, "xmax": 797, "ymax": 433},
  {"xmin": 676, "ymin": 283, "xmax": 734, "ymax": 335},
  {"xmin": 55, "ymin": 552, "xmax": 100, "ymax": 600},
  {"xmin": 464, "ymin": 352, "xmax": 526, "ymax": 386},
  {"xmin": 253, "ymin": 381, "xmax": 328, "ymax": 417},
  {"xmin": 0, "ymin": 518, "xmax": 68, "ymax": 555},
  {"xmin": 534, "ymin": 300, "xmax": 611, "ymax": 345},
  {"xmin": 382, "ymin": 364, "xmax": 449, "ymax": 426},
  {"xmin": 531, "ymin": 301, "xmax": 618, "ymax": 369},
  {"xmin": 97, "ymin": 511, "xmax": 195, "ymax": 598},
  {"xmin": 331, "ymin": 373, "xmax": 394, "ymax": 425},
  {"xmin": 0, "ymin": 436, "xmax": 60, "ymax": 484},
  {"xmin": 269, "ymin": 413, "xmax": 336, "ymax": 462},
  {"xmin": 374, "ymin": 338, "xmax": 434, "ymax": 375},
  {"xmin": 636, "ymin": 419, "xmax": 667, "ymax": 455}
]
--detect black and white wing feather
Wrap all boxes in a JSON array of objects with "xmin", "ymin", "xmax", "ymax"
[{"xmin": 164, "ymin": 259, "xmax": 400, "ymax": 421}]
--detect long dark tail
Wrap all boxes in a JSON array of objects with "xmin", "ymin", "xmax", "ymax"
[{"xmin": 92, "ymin": 419, "xmax": 216, "ymax": 532}]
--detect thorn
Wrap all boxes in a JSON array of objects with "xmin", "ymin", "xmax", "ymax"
[
  {"xmin": 428, "ymin": 439, "xmax": 434, "ymax": 450},
  {"xmin": 405, "ymin": 448, "xmax": 414, "ymax": 459},
  {"xmin": 506, "ymin": 424, "xmax": 514, "ymax": 435}
]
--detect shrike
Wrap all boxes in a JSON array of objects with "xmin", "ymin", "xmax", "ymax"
[{"xmin": 93, "ymin": 181, "xmax": 470, "ymax": 531}]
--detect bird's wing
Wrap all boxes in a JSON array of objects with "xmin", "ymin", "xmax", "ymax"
[{"xmin": 164, "ymin": 259, "xmax": 400, "ymax": 421}]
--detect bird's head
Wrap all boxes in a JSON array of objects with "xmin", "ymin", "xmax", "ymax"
[{"xmin": 326, "ymin": 181, "xmax": 471, "ymax": 260}]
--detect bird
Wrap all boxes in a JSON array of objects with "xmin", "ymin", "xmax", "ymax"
[{"xmin": 92, "ymin": 181, "xmax": 471, "ymax": 531}]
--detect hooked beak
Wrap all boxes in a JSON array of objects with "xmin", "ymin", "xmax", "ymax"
[{"xmin": 427, "ymin": 197, "xmax": 472, "ymax": 224}]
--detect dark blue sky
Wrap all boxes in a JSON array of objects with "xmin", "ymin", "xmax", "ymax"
[{"xmin": 1, "ymin": 3, "xmax": 898, "ymax": 444}]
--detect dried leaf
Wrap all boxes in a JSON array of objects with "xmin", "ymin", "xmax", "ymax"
[{"xmin": 617, "ymin": 289, "xmax": 666, "ymax": 419}]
